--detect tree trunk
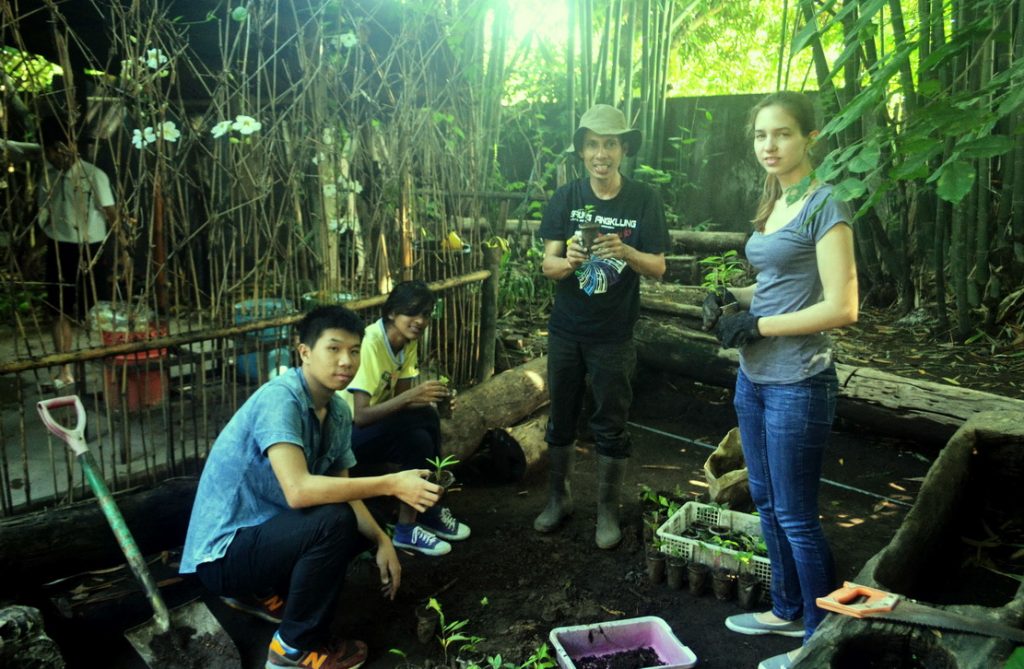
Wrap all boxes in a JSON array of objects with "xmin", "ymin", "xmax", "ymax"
[
  {"xmin": 632, "ymin": 315, "xmax": 1024, "ymax": 446},
  {"xmin": 502, "ymin": 413, "xmax": 549, "ymax": 474},
  {"xmin": 441, "ymin": 356, "xmax": 549, "ymax": 460},
  {"xmin": 0, "ymin": 478, "xmax": 197, "ymax": 596}
]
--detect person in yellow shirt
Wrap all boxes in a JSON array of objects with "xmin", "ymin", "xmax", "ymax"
[{"xmin": 344, "ymin": 281, "xmax": 470, "ymax": 556}]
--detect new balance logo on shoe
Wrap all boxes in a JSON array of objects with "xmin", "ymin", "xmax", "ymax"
[{"xmin": 223, "ymin": 593, "xmax": 286, "ymax": 624}]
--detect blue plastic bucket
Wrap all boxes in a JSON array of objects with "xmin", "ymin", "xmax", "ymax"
[
  {"xmin": 236, "ymin": 346, "xmax": 292, "ymax": 384},
  {"xmin": 233, "ymin": 298, "xmax": 293, "ymax": 343}
]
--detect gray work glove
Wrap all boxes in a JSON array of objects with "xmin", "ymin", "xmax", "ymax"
[{"xmin": 701, "ymin": 289, "xmax": 738, "ymax": 331}]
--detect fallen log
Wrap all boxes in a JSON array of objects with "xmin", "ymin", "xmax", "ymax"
[
  {"xmin": 0, "ymin": 477, "xmax": 197, "ymax": 596},
  {"xmin": 502, "ymin": 413, "xmax": 549, "ymax": 474},
  {"xmin": 441, "ymin": 356, "xmax": 549, "ymax": 461},
  {"xmin": 633, "ymin": 316, "xmax": 1024, "ymax": 445},
  {"xmin": 669, "ymin": 230, "xmax": 747, "ymax": 255}
]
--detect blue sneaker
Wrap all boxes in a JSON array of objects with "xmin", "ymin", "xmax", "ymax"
[
  {"xmin": 418, "ymin": 506, "xmax": 471, "ymax": 541},
  {"xmin": 393, "ymin": 524, "xmax": 451, "ymax": 556}
]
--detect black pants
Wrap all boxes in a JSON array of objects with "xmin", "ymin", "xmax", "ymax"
[
  {"xmin": 545, "ymin": 332, "xmax": 636, "ymax": 458},
  {"xmin": 196, "ymin": 504, "xmax": 370, "ymax": 650},
  {"xmin": 45, "ymin": 239, "xmax": 109, "ymax": 321},
  {"xmin": 350, "ymin": 405, "xmax": 441, "ymax": 471}
]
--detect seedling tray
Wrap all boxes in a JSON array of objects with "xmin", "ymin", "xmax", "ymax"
[
  {"xmin": 549, "ymin": 616, "xmax": 697, "ymax": 669},
  {"xmin": 657, "ymin": 501, "xmax": 772, "ymax": 591}
]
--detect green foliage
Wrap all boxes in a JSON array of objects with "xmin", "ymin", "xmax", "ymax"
[
  {"xmin": 426, "ymin": 454, "xmax": 459, "ymax": 479},
  {"xmin": 699, "ymin": 250, "xmax": 746, "ymax": 291},
  {"xmin": 0, "ymin": 286, "xmax": 44, "ymax": 318},
  {"xmin": 638, "ymin": 484, "xmax": 681, "ymax": 519},
  {"xmin": 497, "ymin": 238, "xmax": 552, "ymax": 319},
  {"xmin": 1004, "ymin": 647, "xmax": 1024, "ymax": 669},
  {"xmin": 426, "ymin": 597, "xmax": 471, "ymax": 665},
  {"xmin": 0, "ymin": 47, "xmax": 62, "ymax": 93}
]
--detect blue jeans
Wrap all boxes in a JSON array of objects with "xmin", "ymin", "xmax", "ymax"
[
  {"xmin": 734, "ymin": 366, "xmax": 838, "ymax": 641},
  {"xmin": 546, "ymin": 333, "xmax": 635, "ymax": 458}
]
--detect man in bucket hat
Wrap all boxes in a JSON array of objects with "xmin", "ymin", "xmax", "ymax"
[{"xmin": 534, "ymin": 104, "xmax": 670, "ymax": 549}]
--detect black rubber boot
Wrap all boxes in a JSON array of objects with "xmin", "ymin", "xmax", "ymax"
[
  {"xmin": 533, "ymin": 446, "xmax": 575, "ymax": 532},
  {"xmin": 596, "ymin": 454, "xmax": 627, "ymax": 549}
]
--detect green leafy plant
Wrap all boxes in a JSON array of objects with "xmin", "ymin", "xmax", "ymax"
[
  {"xmin": 638, "ymin": 484, "xmax": 681, "ymax": 519},
  {"xmin": 736, "ymin": 550, "xmax": 755, "ymax": 575},
  {"xmin": 427, "ymin": 597, "xmax": 470, "ymax": 665},
  {"xmin": 496, "ymin": 238, "xmax": 553, "ymax": 319},
  {"xmin": 426, "ymin": 454, "xmax": 459, "ymax": 480},
  {"xmin": 519, "ymin": 643, "xmax": 557, "ymax": 669},
  {"xmin": 700, "ymin": 249, "xmax": 746, "ymax": 291}
]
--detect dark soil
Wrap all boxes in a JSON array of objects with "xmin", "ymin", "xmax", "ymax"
[
  {"xmin": 43, "ymin": 365, "xmax": 944, "ymax": 669},
  {"xmin": 576, "ymin": 647, "xmax": 663, "ymax": 669},
  {"xmin": 144, "ymin": 627, "xmax": 241, "ymax": 669}
]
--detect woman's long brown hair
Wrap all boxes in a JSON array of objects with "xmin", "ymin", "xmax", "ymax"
[{"xmin": 747, "ymin": 92, "xmax": 819, "ymax": 232}]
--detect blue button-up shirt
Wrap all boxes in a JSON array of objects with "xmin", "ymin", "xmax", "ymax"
[{"xmin": 180, "ymin": 367, "xmax": 356, "ymax": 574}]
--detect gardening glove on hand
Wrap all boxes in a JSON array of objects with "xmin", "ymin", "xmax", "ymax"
[
  {"xmin": 713, "ymin": 310, "xmax": 763, "ymax": 349},
  {"xmin": 701, "ymin": 289, "xmax": 738, "ymax": 331}
]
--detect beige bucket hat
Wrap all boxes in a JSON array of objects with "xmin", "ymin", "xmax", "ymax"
[{"xmin": 572, "ymin": 104, "xmax": 642, "ymax": 157}]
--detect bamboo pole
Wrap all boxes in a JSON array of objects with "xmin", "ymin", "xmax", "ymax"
[{"xmin": 476, "ymin": 244, "xmax": 502, "ymax": 383}]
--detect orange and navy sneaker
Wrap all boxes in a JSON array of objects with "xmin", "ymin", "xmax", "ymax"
[
  {"xmin": 266, "ymin": 631, "xmax": 368, "ymax": 669},
  {"xmin": 222, "ymin": 593, "xmax": 286, "ymax": 624}
]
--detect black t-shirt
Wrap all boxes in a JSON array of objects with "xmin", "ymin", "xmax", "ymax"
[{"xmin": 539, "ymin": 176, "xmax": 670, "ymax": 343}]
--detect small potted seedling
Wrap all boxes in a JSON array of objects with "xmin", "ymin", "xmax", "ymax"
[
  {"xmin": 426, "ymin": 454, "xmax": 459, "ymax": 492},
  {"xmin": 427, "ymin": 597, "xmax": 471, "ymax": 668},
  {"xmin": 736, "ymin": 551, "xmax": 762, "ymax": 609},
  {"xmin": 665, "ymin": 549, "xmax": 687, "ymax": 591},
  {"xmin": 710, "ymin": 551, "xmax": 737, "ymax": 601},
  {"xmin": 687, "ymin": 545, "xmax": 710, "ymax": 596},
  {"xmin": 645, "ymin": 537, "xmax": 667, "ymax": 585},
  {"xmin": 642, "ymin": 510, "xmax": 663, "ymax": 545},
  {"xmin": 436, "ymin": 375, "xmax": 457, "ymax": 419}
]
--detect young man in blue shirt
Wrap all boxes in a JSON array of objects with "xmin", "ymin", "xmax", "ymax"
[{"xmin": 181, "ymin": 306, "xmax": 441, "ymax": 668}]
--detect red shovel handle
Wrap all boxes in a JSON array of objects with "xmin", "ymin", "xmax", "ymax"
[{"xmin": 37, "ymin": 395, "xmax": 88, "ymax": 456}]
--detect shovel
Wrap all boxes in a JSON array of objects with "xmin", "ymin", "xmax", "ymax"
[{"xmin": 37, "ymin": 396, "xmax": 241, "ymax": 669}]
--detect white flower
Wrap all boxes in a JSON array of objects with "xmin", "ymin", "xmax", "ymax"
[
  {"xmin": 144, "ymin": 48, "xmax": 168, "ymax": 70},
  {"xmin": 339, "ymin": 32, "xmax": 358, "ymax": 49},
  {"xmin": 322, "ymin": 183, "xmax": 337, "ymax": 198},
  {"xmin": 159, "ymin": 121, "xmax": 180, "ymax": 143},
  {"xmin": 211, "ymin": 120, "xmax": 233, "ymax": 138},
  {"xmin": 131, "ymin": 127, "xmax": 157, "ymax": 149},
  {"xmin": 232, "ymin": 115, "xmax": 262, "ymax": 135}
]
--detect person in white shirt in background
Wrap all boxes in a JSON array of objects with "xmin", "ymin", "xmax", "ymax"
[{"xmin": 2, "ymin": 117, "xmax": 118, "ymax": 388}]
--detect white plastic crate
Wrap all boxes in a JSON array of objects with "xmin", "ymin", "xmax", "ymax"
[{"xmin": 656, "ymin": 502, "xmax": 772, "ymax": 591}]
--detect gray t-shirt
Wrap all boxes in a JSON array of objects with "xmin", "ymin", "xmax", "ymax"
[{"xmin": 739, "ymin": 185, "xmax": 853, "ymax": 384}]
